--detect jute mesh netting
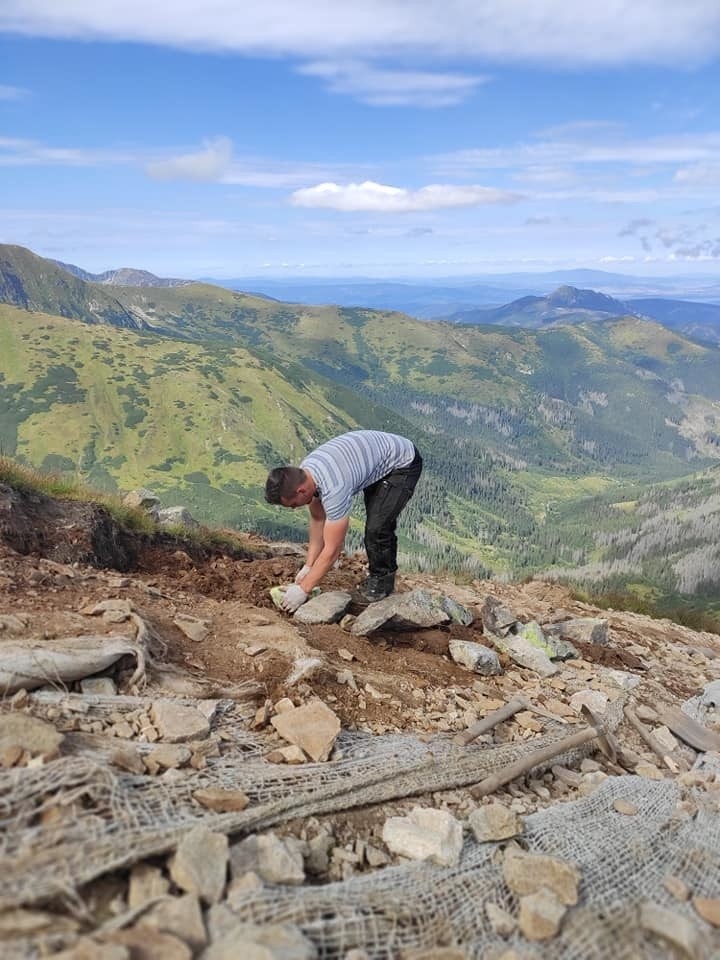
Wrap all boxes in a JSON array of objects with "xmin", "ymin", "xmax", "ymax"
[{"xmin": 1, "ymin": 692, "xmax": 719, "ymax": 958}]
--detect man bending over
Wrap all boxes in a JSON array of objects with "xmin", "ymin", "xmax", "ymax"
[{"xmin": 265, "ymin": 430, "xmax": 422, "ymax": 612}]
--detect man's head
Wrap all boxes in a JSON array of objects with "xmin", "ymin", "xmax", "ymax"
[{"xmin": 265, "ymin": 466, "xmax": 315, "ymax": 508}]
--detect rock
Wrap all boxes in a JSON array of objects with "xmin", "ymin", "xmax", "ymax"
[
  {"xmin": 449, "ymin": 639, "xmax": 502, "ymax": 676},
  {"xmin": 492, "ymin": 629, "xmax": 557, "ymax": 677},
  {"xmin": 139, "ymin": 894, "xmax": 207, "ymax": 952},
  {"xmin": 52, "ymin": 939, "xmax": 130, "ymax": 960},
  {"xmin": 503, "ymin": 851, "xmax": 580, "ymax": 905},
  {"xmin": 652, "ymin": 725, "xmax": 678, "ymax": 752},
  {"xmin": 485, "ymin": 902, "xmax": 517, "ymax": 937},
  {"xmin": 123, "ymin": 488, "xmax": 160, "ymax": 511},
  {"xmin": 157, "ymin": 507, "xmax": 199, "ymax": 529},
  {"xmin": 305, "ymin": 832, "xmax": 334, "ymax": 875},
  {"xmin": 271, "ymin": 699, "xmax": 341, "ymax": 762},
  {"xmin": 193, "ymin": 787, "xmax": 250, "ymax": 813},
  {"xmin": 0, "ymin": 713, "xmax": 63, "ymax": 758},
  {"xmin": 203, "ymin": 922, "xmax": 317, "ymax": 960},
  {"xmin": 350, "ymin": 589, "xmax": 451, "ymax": 636},
  {"xmin": 515, "ymin": 620, "xmax": 577, "ymax": 661},
  {"xmin": 274, "ymin": 697, "xmax": 295, "ymax": 713},
  {"xmin": 0, "ymin": 613, "xmax": 29, "ymax": 633},
  {"xmin": 150, "ymin": 702, "xmax": 210, "ymax": 743},
  {"xmin": 518, "ymin": 889, "xmax": 567, "ymax": 941},
  {"xmin": 105, "ymin": 928, "xmax": 192, "ymax": 960},
  {"xmin": 440, "ymin": 596, "xmax": 475, "ymax": 626},
  {"xmin": 146, "ymin": 744, "xmax": 192, "ymax": 773},
  {"xmin": 168, "ymin": 826, "xmax": 228, "ymax": 904},
  {"xmin": 469, "ymin": 803, "xmax": 523, "ymax": 842},
  {"xmin": 382, "ymin": 807, "xmax": 464, "ymax": 867},
  {"xmin": 544, "ymin": 698, "xmax": 575, "ymax": 718},
  {"xmin": 569, "ymin": 690, "xmax": 609, "ymax": 716},
  {"xmin": 227, "ymin": 871, "xmax": 264, "ymax": 901},
  {"xmin": 612, "ymin": 799, "xmax": 639, "ymax": 816},
  {"xmin": 293, "ymin": 591, "xmax": 352, "ymax": 624},
  {"xmin": 480, "ymin": 596, "xmax": 517, "ymax": 636},
  {"xmin": 111, "ymin": 746, "xmax": 145, "ymax": 775},
  {"xmin": 269, "ymin": 744, "xmax": 308, "ymax": 764},
  {"xmin": 0, "ymin": 906, "xmax": 79, "ymax": 937},
  {"xmin": 230, "ymin": 833, "xmax": 305, "ymax": 885},
  {"xmin": 635, "ymin": 762, "xmax": 664, "ymax": 780},
  {"xmin": 128, "ymin": 863, "xmax": 170, "ymax": 908},
  {"xmin": 285, "ymin": 657, "xmax": 323, "ymax": 686},
  {"xmin": 578, "ymin": 771, "xmax": 608, "ymax": 796},
  {"xmin": 640, "ymin": 902, "xmax": 707, "ymax": 957},
  {"xmin": 173, "ymin": 615, "xmax": 210, "ymax": 643},
  {"xmin": 664, "ymin": 875, "xmax": 691, "ymax": 901},
  {"xmin": 544, "ymin": 617, "xmax": 609, "ymax": 646},
  {"xmin": 693, "ymin": 897, "xmax": 720, "ymax": 926},
  {"xmin": 80, "ymin": 676, "xmax": 117, "ymax": 695}
]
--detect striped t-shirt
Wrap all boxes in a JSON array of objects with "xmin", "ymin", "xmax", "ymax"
[{"xmin": 301, "ymin": 431, "xmax": 415, "ymax": 521}]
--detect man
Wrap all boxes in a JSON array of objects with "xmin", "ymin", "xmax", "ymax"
[{"xmin": 265, "ymin": 430, "xmax": 422, "ymax": 612}]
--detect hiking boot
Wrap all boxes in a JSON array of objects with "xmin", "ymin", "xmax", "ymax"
[{"xmin": 353, "ymin": 573, "xmax": 395, "ymax": 604}]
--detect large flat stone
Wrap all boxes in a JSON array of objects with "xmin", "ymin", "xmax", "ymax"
[
  {"xmin": 382, "ymin": 807, "xmax": 463, "ymax": 867},
  {"xmin": 293, "ymin": 591, "xmax": 352, "ymax": 624},
  {"xmin": 351, "ymin": 589, "xmax": 450, "ymax": 636},
  {"xmin": 150, "ymin": 702, "xmax": 210, "ymax": 743},
  {"xmin": 168, "ymin": 826, "xmax": 228, "ymax": 904},
  {"xmin": 270, "ymin": 699, "xmax": 340, "ymax": 762}
]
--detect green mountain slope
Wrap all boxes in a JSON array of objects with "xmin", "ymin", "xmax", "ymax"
[
  {"xmin": 0, "ymin": 244, "xmax": 143, "ymax": 328},
  {"xmin": 109, "ymin": 282, "xmax": 720, "ymax": 479},
  {"xmin": 538, "ymin": 463, "xmax": 720, "ymax": 612},
  {"xmin": 0, "ymin": 304, "xmax": 532, "ymax": 574},
  {"xmin": 3, "ymin": 243, "xmax": 720, "ymax": 596}
]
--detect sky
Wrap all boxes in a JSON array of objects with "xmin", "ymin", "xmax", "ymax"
[{"xmin": 1, "ymin": 1, "xmax": 720, "ymax": 279}]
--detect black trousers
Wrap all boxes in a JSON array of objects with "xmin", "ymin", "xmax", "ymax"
[{"xmin": 363, "ymin": 446, "xmax": 423, "ymax": 578}]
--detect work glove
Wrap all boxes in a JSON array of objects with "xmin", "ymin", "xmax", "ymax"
[
  {"xmin": 295, "ymin": 564, "xmax": 312, "ymax": 584},
  {"xmin": 280, "ymin": 584, "xmax": 308, "ymax": 613}
]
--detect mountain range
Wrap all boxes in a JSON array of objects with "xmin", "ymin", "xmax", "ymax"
[
  {"xmin": 50, "ymin": 258, "xmax": 191, "ymax": 288},
  {"xmin": 447, "ymin": 285, "xmax": 720, "ymax": 344},
  {"xmin": 206, "ymin": 269, "xmax": 720, "ymax": 319},
  {"xmin": 1, "ymin": 242, "xmax": 719, "ymax": 609}
]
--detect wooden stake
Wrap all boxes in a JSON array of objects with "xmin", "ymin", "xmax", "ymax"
[
  {"xmin": 454, "ymin": 695, "xmax": 529, "ymax": 746},
  {"xmin": 624, "ymin": 705, "xmax": 682, "ymax": 773},
  {"xmin": 470, "ymin": 725, "xmax": 599, "ymax": 798}
]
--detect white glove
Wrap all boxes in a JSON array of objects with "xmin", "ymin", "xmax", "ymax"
[
  {"xmin": 295, "ymin": 564, "xmax": 312, "ymax": 584},
  {"xmin": 280, "ymin": 584, "xmax": 308, "ymax": 613}
]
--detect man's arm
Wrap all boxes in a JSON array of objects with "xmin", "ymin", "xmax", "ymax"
[
  {"xmin": 305, "ymin": 497, "xmax": 326, "ymax": 566},
  {"xmin": 301, "ymin": 516, "xmax": 349, "ymax": 592}
]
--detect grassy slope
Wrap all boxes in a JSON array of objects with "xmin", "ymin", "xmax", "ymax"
[{"xmin": 0, "ymin": 305, "xmax": 361, "ymax": 530}]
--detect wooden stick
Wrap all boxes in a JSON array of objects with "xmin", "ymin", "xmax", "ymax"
[
  {"xmin": 623, "ymin": 705, "xmax": 681, "ymax": 773},
  {"xmin": 454, "ymin": 695, "xmax": 529, "ymax": 746},
  {"xmin": 660, "ymin": 706, "xmax": 720, "ymax": 754},
  {"xmin": 470, "ymin": 726, "xmax": 599, "ymax": 798}
]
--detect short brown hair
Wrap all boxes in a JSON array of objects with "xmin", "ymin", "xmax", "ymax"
[{"xmin": 265, "ymin": 466, "xmax": 306, "ymax": 504}]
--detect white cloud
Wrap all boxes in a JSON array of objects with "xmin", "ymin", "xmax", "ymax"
[
  {"xmin": 674, "ymin": 162, "xmax": 720, "ymax": 186},
  {"xmin": 146, "ymin": 136, "xmax": 233, "ymax": 182},
  {"xmin": 0, "ymin": 136, "xmax": 136, "ymax": 166},
  {"xmin": 290, "ymin": 180, "xmax": 521, "ymax": 212},
  {"xmin": 2, "ymin": 2, "xmax": 720, "ymax": 68},
  {"xmin": 435, "ymin": 132, "xmax": 720, "ymax": 175},
  {"xmin": 0, "ymin": 84, "xmax": 28, "ymax": 99},
  {"xmin": 297, "ymin": 60, "xmax": 487, "ymax": 107}
]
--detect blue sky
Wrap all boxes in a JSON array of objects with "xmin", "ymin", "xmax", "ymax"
[{"xmin": 1, "ymin": 1, "xmax": 720, "ymax": 279}]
